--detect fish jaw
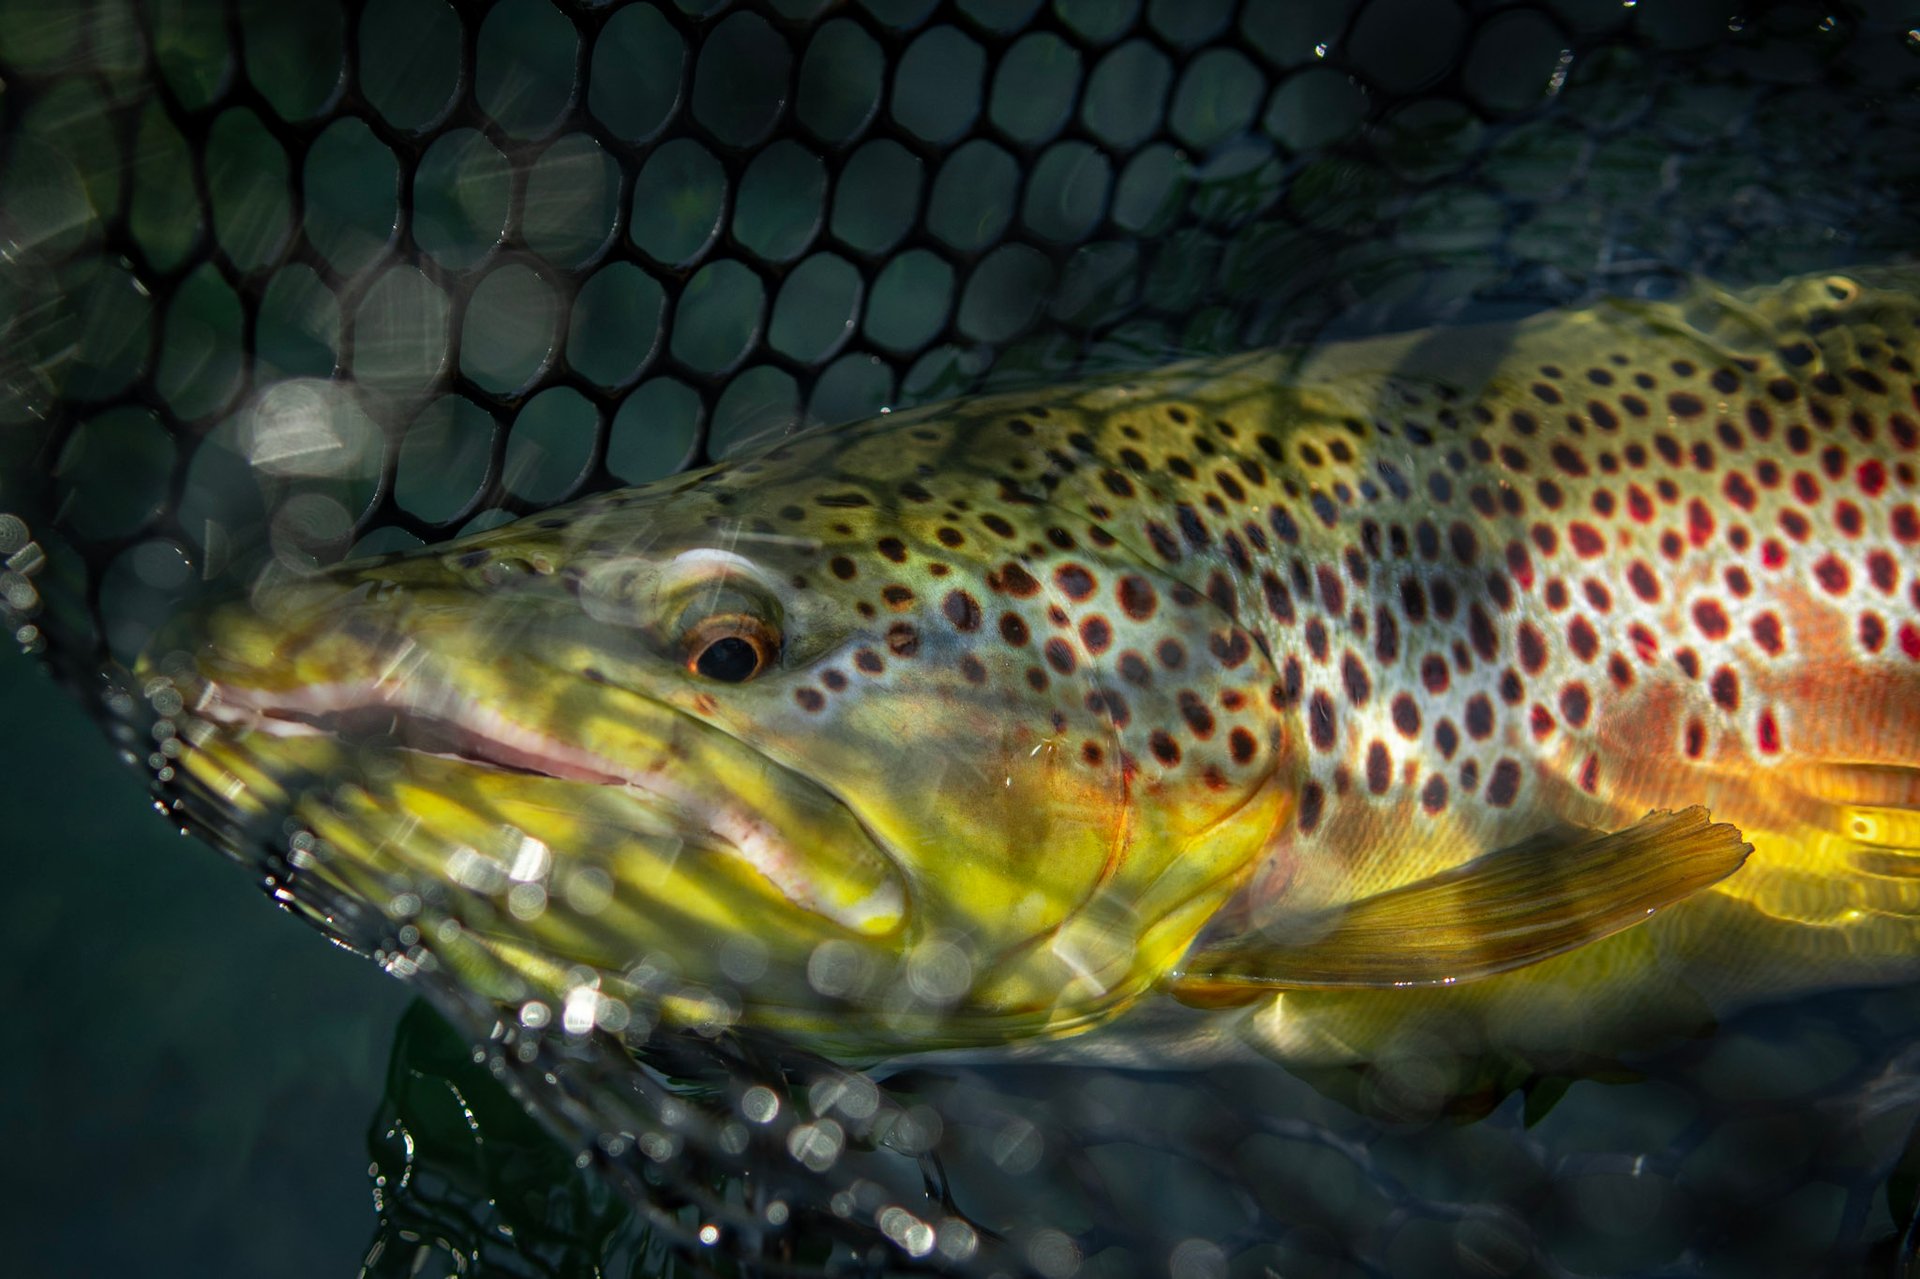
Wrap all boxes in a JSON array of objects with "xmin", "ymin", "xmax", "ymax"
[
  {"xmin": 147, "ymin": 573, "xmax": 939, "ymax": 1051},
  {"xmin": 184, "ymin": 673, "xmax": 908, "ymax": 937}
]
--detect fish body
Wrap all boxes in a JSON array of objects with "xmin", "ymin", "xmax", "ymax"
[{"xmin": 153, "ymin": 267, "xmax": 1920, "ymax": 1064}]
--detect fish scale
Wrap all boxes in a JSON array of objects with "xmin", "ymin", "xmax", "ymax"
[{"xmin": 151, "ymin": 266, "xmax": 1920, "ymax": 1063}]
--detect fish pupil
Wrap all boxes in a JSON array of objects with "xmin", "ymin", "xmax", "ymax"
[{"xmin": 695, "ymin": 635, "xmax": 761, "ymax": 682}]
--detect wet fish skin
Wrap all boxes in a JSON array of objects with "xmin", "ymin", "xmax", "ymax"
[{"xmin": 155, "ymin": 266, "xmax": 1920, "ymax": 1061}]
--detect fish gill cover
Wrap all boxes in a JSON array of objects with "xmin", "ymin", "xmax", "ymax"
[{"xmin": 2, "ymin": 1, "xmax": 1920, "ymax": 1276}]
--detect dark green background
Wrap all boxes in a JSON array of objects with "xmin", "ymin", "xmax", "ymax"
[{"xmin": 0, "ymin": 645, "xmax": 410, "ymax": 1279}]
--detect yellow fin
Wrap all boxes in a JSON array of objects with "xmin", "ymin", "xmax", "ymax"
[{"xmin": 1172, "ymin": 807, "xmax": 1751, "ymax": 994}]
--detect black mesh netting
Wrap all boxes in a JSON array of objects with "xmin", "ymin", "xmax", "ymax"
[{"xmin": 3, "ymin": 1, "xmax": 1920, "ymax": 1276}]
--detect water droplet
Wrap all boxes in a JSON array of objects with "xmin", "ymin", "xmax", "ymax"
[{"xmin": 741, "ymin": 1084, "xmax": 781, "ymax": 1123}]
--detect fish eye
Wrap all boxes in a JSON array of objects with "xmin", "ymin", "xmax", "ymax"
[{"xmin": 684, "ymin": 613, "xmax": 780, "ymax": 682}]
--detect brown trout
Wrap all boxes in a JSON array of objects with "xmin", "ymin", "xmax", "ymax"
[{"xmin": 146, "ymin": 267, "xmax": 1920, "ymax": 1065}]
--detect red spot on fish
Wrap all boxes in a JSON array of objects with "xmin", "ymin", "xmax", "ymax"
[
  {"xmin": 1530, "ymin": 704, "xmax": 1555, "ymax": 739},
  {"xmin": 1901, "ymin": 624, "xmax": 1920, "ymax": 661},
  {"xmin": 1684, "ymin": 719, "xmax": 1706, "ymax": 758},
  {"xmin": 1893, "ymin": 505, "xmax": 1920, "ymax": 544},
  {"xmin": 1693, "ymin": 600, "xmax": 1730, "ymax": 640},
  {"xmin": 1629, "ymin": 624, "xmax": 1660, "ymax": 663},
  {"xmin": 1813, "ymin": 555, "xmax": 1850, "ymax": 595},
  {"xmin": 1505, "ymin": 541, "xmax": 1534, "ymax": 589},
  {"xmin": 1687, "ymin": 499, "xmax": 1715, "ymax": 547},
  {"xmin": 1751, "ymin": 613, "xmax": 1784, "ymax": 655},
  {"xmin": 1568, "ymin": 522, "xmax": 1605, "ymax": 558},
  {"xmin": 1757, "ymin": 708, "xmax": 1781, "ymax": 754},
  {"xmin": 1626, "ymin": 485, "xmax": 1654, "ymax": 522},
  {"xmin": 1761, "ymin": 539, "xmax": 1788, "ymax": 569},
  {"xmin": 1859, "ymin": 460, "xmax": 1888, "ymax": 497},
  {"xmin": 1579, "ymin": 753, "xmax": 1600, "ymax": 792},
  {"xmin": 1710, "ymin": 666, "xmax": 1740, "ymax": 710},
  {"xmin": 1869, "ymin": 552, "xmax": 1898, "ymax": 594}
]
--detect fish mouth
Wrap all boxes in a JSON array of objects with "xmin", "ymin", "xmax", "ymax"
[{"xmin": 186, "ymin": 672, "xmax": 909, "ymax": 939}]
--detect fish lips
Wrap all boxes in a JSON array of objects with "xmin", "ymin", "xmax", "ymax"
[{"xmin": 180, "ymin": 660, "xmax": 912, "ymax": 944}]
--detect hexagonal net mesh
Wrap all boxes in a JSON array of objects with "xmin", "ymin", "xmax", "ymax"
[{"xmin": 2, "ymin": 1, "xmax": 1920, "ymax": 1275}]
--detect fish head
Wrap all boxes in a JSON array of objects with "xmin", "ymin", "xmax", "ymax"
[{"xmin": 154, "ymin": 413, "xmax": 1294, "ymax": 1054}]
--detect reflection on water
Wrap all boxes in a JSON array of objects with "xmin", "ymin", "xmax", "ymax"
[{"xmin": 365, "ymin": 987, "xmax": 1920, "ymax": 1277}]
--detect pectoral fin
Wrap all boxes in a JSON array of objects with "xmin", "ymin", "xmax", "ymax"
[{"xmin": 1173, "ymin": 807, "xmax": 1751, "ymax": 995}]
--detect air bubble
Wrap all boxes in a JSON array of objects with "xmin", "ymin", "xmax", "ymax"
[
  {"xmin": 879, "ymin": 1206, "xmax": 937, "ymax": 1257},
  {"xmin": 1027, "ymin": 1228, "xmax": 1082, "ymax": 1279},
  {"xmin": 785, "ymin": 1118, "xmax": 845, "ymax": 1171},
  {"xmin": 562, "ymin": 865, "xmax": 615, "ymax": 916},
  {"xmin": 741, "ymin": 1085, "xmax": 780, "ymax": 1123}
]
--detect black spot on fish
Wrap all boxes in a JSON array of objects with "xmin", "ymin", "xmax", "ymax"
[{"xmin": 943, "ymin": 590, "xmax": 982, "ymax": 632}]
